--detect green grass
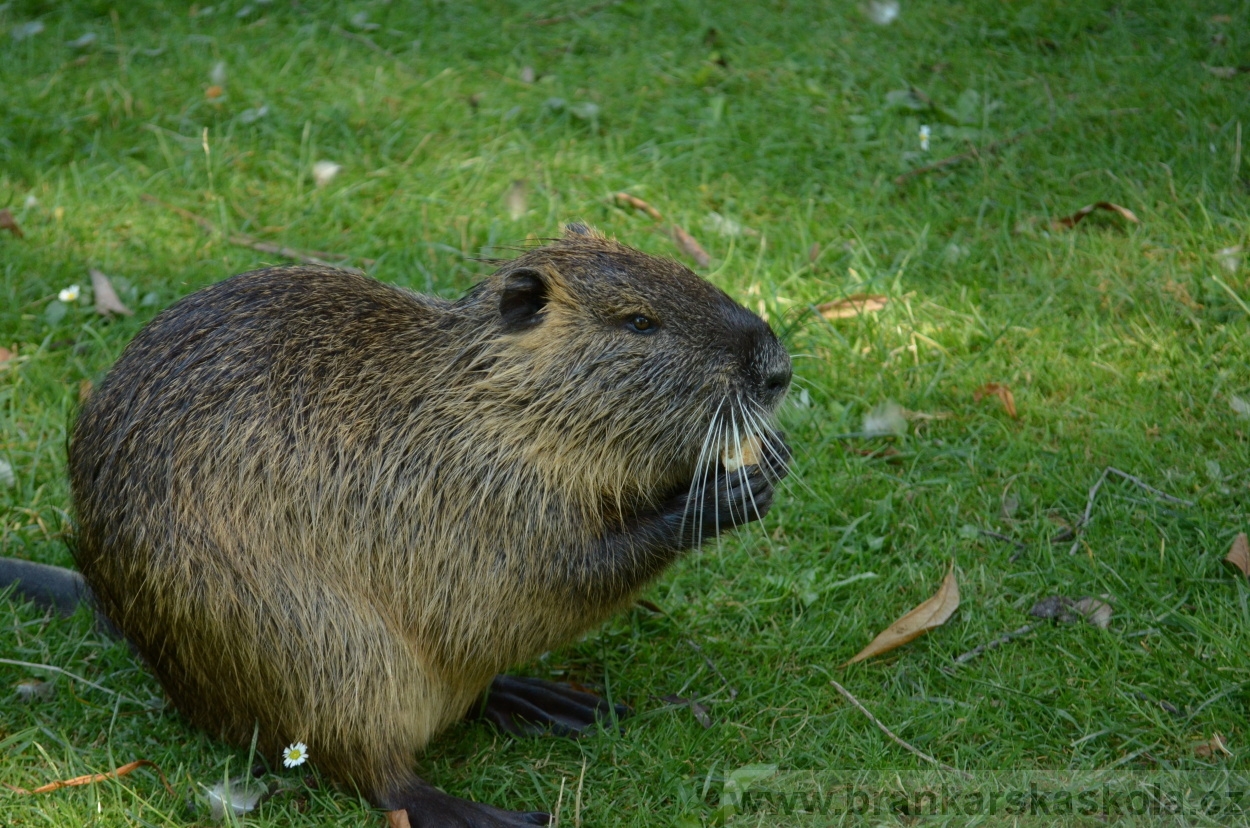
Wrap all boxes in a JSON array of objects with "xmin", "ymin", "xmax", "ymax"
[{"xmin": 3, "ymin": 0, "xmax": 1250, "ymax": 824}]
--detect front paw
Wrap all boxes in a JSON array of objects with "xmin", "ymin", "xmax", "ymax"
[{"xmin": 664, "ymin": 463, "xmax": 773, "ymax": 543}]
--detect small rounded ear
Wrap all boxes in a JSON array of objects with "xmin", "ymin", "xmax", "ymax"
[
  {"xmin": 499, "ymin": 268, "xmax": 549, "ymax": 331},
  {"xmin": 563, "ymin": 222, "xmax": 604, "ymax": 239}
]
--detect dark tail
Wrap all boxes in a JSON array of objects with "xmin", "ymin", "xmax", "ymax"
[{"xmin": 0, "ymin": 558, "xmax": 92, "ymax": 616}]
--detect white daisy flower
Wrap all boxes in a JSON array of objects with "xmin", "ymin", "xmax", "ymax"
[
  {"xmin": 282, "ymin": 742, "xmax": 309, "ymax": 768},
  {"xmin": 918, "ymin": 125, "xmax": 931, "ymax": 152},
  {"xmin": 58, "ymin": 285, "xmax": 80, "ymax": 303}
]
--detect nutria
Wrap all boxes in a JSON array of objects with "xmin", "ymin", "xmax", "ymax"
[{"xmin": 3, "ymin": 224, "xmax": 791, "ymax": 827}]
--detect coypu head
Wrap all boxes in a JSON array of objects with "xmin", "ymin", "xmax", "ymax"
[{"xmin": 468, "ymin": 223, "xmax": 791, "ymax": 522}]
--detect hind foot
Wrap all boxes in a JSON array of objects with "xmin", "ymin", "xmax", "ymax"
[{"xmin": 478, "ymin": 675, "xmax": 630, "ymax": 738}]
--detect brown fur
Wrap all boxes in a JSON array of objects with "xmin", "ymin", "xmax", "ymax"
[{"xmin": 69, "ymin": 227, "xmax": 790, "ymax": 805}]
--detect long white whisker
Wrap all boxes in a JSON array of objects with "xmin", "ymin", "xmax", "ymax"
[{"xmin": 684, "ymin": 400, "xmax": 724, "ymax": 547}]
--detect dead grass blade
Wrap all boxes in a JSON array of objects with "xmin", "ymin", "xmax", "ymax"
[
  {"xmin": 816, "ymin": 294, "xmax": 889, "ymax": 320},
  {"xmin": 843, "ymin": 566, "xmax": 959, "ymax": 666},
  {"xmin": 1051, "ymin": 202, "xmax": 1140, "ymax": 230}
]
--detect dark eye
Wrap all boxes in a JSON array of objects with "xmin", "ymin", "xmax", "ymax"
[{"xmin": 626, "ymin": 314, "xmax": 657, "ymax": 334}]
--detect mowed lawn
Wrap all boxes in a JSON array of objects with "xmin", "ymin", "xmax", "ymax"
[{"xmin": 2, "ymin": 1, "xmax": 1249, "ymax": 825}]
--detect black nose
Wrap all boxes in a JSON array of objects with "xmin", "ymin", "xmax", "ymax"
[{"xmin": 762, "ymin": 363, "xmax": 792, "ymax": 404}]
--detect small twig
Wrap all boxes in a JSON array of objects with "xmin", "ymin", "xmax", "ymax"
[
  {"xmin": 1068, "ymin": 467, "xmax": 1193, "ymax": 555},
  {"xmin": 4, "ymin": 758, "xmax": 176, "ymax": 797},
  {"xmin": 329, "ymin": 24, "xmax": 392, "ymax": 56},
  {"xmin": 830, "ymin": 680, "xmax": 972, "ymax": 779},
  {"xmin": 141, "ymin": 194, "xmax": 368, "ymax": 274},
  {"xmin": 895, "ymin": 124, "xmax": 1052, "ymax": 186},
  {"xmin": 1105, "ymin": 467, "xmax": 1193, "ymax": 507},
  {"xmin": 686, "ymin": 638, "xmax": 737, "ymax": 700},
  {"xmin": 533, "ymin": 0, "xmax": 622, "ymax": 26},
  {"xmin": 947, "ymin": 624, "xmax": 1035, "ymax": 668},
  {"xmin": 0, "ymin": 658, "xmax": 155, "ymax": 709}
]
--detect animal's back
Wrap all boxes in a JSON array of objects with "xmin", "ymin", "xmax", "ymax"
[{"xmin": 70, "ymin": 266, "xmax": 465, "ymax": 792}]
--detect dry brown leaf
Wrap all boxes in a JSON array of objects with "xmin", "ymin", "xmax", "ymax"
[
  {"xmin": 89, "ymin": 269, "xmax": 134, "ymax": 318},
  {"xmin": 973, "ymin": 383, "xmax": 1018, "ymax": 418},
  {"xmin": 205, "ymin": 85, "xmax": 224, "ymax": 99},
  {"xmin": 1225, "ymin": 533, "xmax": 1250, "ymax": 578},
  {"xmin": 0, "ymin": 209, "xmax": 24, "ymax": 239},
  {"xmin": 817, "ymin": 294, "xmax": 889, "ymax": 320},
  {"xmin": 613, "ymin": 192, "xmax": 663, "ymax": 221},
  {"xmin": 1194, "ymin": 732, "xmax": 1233, "ymax": 758},
  {"xmin": 0, "ymin": 346, "xmax": 13, "ymax": 365},
  {"xmin": 671, "ymin": 225, "xmax": 711, "ymax": 268},
  {"xmin": 5, "ymin": 759, "xmax": 174, "ymax": 796},
  {"xmin": 387, "ymin": 809, "xmax": 413, "ymax": 828},
  {"xmin": 843, "ymin": 566, "xmax": 960, "ymax": 666},
  {"xmin": 1051, "ymin": 202, "xmax": 1140, "ymax": 231}
]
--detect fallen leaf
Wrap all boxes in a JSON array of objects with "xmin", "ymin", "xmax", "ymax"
[
  {"xmin": 0, "ymin": 209, "xmax": 23, "ymax": 238},
  {"xmin": 671, "ymin": 225, "xmax": 711, "ymax": 268},
  {"xmin": 1029, "ymin": 595, "xmax": 1075, "ymax": 621},
  {"xmin": 90, "ymin": 269, "xmax": 134, "ymax": 317},
  {"xmin": 0, "ymin": 346, "xmax": 13, "ymax": 364},
  {"xmin": 205, "ymin": 84, "xmax": 224, "ymax": 99},
  {"xmin": 973, "ymin": 383, "xmax": 1018, "ymax": 419},
  {"xmin": 387, "ymin": 810, "xmax": 412, "ymax": 828},
  {"xmin": 817, "ymin": 294, "xmax": 889, "ymax": 320},
  {"xmin": 843, "ymin": 566, "xmax": 959, "ymax": 666},
  {"xmin": 504, "ymin": 180, "xmax": 527, "ymax": 221},
  {"xmin": 1194, "ymin": 732, "xmax": 1233, "ymax": 759},
  {"xmin": 1050, "ymin": 202, "xmax": 1140, "ymax": 231},
  {"xmin": 1073, "ymin": 597, "xmax": 1113, "ymax": 629},
  {"xmin": 613, "ymin": 192, "xmax": 663, "ymax": 221},
  {"xmin": 1225, "ymin": 533, "xmax": 1250, "ymax": 578},
  {"xmin": 1030, "ymin": 595, "xmax": 1113, "ymax": 628}
]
